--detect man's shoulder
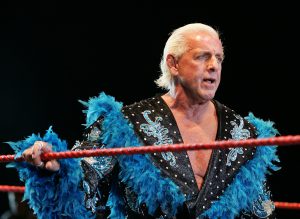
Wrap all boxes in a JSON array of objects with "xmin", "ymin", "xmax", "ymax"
[
  {"xmin": 214, "ymin": 100, "xmax": 249, "ymax": 120},
  {"xmin": 214, "ymin": 100, "xmax": 242, "ymax": 116},
  {"xmin": 122, "ymin": 94, "xmax": 162, "ymax": 111},
  {"xmin": 215, "ymin": 99, "xmax": 278, "ymax": 138},
  {"xmin": 214, "ymin": 99, "xmax": 244, "ymax": 120},
  {"xmin": 214, "ymin": 99, "xmax": 258, "ymax": 137}
]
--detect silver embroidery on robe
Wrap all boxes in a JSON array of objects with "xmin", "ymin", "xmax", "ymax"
[
  {"xmin": 71, "ymin": 140, "xmax": 82, "ymax": 151},
  {"xmin": 87, "ymin": 126, "xmax": 102, "ymax": 142},
  {"xmin": 83, "ymin": 150, "xmax": 116, "ymax": 179},
  {"xmin": 226, "ymin": 115, "xmax": 251, "ymax": 166},
  {"xmin": 252, "ymin": 183, "xmax": 275, "ymax": 217},
  {"xmin": 83, "ymin": 180, "xmax": 99, "ymax": 213},
  {"xmin": 140, "ymin": 110, "xmax": 176, "ymax": 166},
  {"xmin": 72, "ymin": 140, "xmax": 116, "ymax": 179}
]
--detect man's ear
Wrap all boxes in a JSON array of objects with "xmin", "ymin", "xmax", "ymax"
[{"xmin": 166, "ymin": 54, "xmax": 179, "ymax": 76}]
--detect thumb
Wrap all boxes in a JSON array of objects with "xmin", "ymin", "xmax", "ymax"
[{"xmin": 45, "ymin": 160, "xmax": 60, "ymax": 172}]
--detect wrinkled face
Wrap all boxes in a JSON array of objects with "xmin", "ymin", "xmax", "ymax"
[{"xmin": 174, "ymin": 31, "xmax": 224, "ymax": 102}]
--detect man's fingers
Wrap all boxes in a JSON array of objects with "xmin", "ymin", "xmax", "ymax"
[
  {"xmin": 22, "ymin": 147, "xmax": 34, "ymax": 161},
  {"xmin": 41, "ymin": 143, "xmax": 52, "ymax": 153},
  {"xmin": 31, "ymin": 141, "xmax": 44, "ymax": 158},
  {"xmin": 22, "ymin": 141, "xmax": 46, "ymax": 165}
]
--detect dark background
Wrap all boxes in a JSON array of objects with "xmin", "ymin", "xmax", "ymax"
[{"xmin": 0, "ymin": 1, "xmax": 299, "ymax": 218}]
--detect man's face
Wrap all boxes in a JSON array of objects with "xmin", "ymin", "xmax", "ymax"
[{"xmin": 175, "ymin": 31, "xmax": 224, "ymax": 102}]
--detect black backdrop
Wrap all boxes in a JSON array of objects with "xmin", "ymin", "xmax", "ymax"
[{"xmin": 1, "ymin": 1, "xmax": 299, "ymax": 218}]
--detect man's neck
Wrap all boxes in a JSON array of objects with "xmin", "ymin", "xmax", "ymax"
[{"xmin": 161, "ymin": 92, "xmax": 213, "ymax": 123}]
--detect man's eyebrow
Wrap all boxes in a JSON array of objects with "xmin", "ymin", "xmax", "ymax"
[{"xmin": 198, "ymin": 50, "xmax": 224, "ymax": 57}]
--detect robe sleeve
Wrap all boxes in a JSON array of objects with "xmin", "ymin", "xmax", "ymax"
[{"xmin": 7, "ymin": 127, "xmax": 95, "ymax": 219}]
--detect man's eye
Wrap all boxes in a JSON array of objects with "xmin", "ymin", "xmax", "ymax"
[
  {"xmin": 217, "ymin": 56, "xmax": 224, "ymax": 63},
  {"xmin": 197, "ymin": 54, "xmax": 210, "ymax": 60}
]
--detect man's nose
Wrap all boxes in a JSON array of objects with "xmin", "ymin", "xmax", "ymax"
[{"xmin": 207, "ymin": 56, "xmax": 219, "ymax": 72}]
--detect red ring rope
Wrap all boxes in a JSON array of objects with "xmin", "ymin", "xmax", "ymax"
[
  {"xmin": 275, "ymin": 202, "xmax": 300, "ymax": 210},
  {"xmin": 0, "ymin": 135, "xmax": 300, "ymax": 163},
  {"xmin": 0, "ymin": 185, "xmax": 25, "ymax": 193}
]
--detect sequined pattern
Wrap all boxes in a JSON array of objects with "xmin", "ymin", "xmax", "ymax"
[
  {"xmin": 226, "ymin": 114, "xmax": 251, "ymax": 166},
  {"xmin": 140, "ymin": 110, "xmax": 176, "ymax": 166},
  {"xmin": 252, "ymin": 182, "xmax": 275, "ymax": 218}
]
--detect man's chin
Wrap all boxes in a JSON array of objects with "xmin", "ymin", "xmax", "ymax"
[{"xmin": 199, "ymin": 91, "xmax": 216, "ymax": 101}]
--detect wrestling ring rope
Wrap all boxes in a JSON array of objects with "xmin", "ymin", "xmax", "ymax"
[{"xmin": 1, "ymin": 135, "xmax": 300, "ymax": 210}]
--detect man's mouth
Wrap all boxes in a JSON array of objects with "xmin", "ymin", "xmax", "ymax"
[{"xmin": 203, "ymin": 78, "xmax": 216, "ymax": 84}]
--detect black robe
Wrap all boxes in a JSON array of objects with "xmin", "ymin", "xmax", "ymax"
[{"xmin": 77, "ymin": 95, "xmax": 276, "ymax": 219}]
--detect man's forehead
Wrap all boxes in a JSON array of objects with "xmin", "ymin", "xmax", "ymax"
[
  {"xmin": 187, "ymin": 40, "xmax": 224, "ymax": 55},
  {"xmin": 187, "ymin": 32, "xmax": 222, "ymax": 49},
  {"xmin": 188, "ymin": 30, "xmax": 219, "ymax": 40}
]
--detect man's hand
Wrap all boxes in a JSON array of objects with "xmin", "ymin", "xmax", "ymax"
[{"xmin": 22, "ymin": 141, "xmax": 60, "ymax": 171}]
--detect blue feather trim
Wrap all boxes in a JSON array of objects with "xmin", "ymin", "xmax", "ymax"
[
  {"xmin": 7, "ymin": 127, "xmax": 94, "ymax": 219},
  {"xmin": 201, "ymin": 113, "xmax": 280, "ymax": 219},
  {"xmin": 79, "ymin": 92, "xmax": 123, "ymax": 128},
  {"xmin": 81, "ymin": 92, "xmax": 185, "ymax": 218},
  {"xmin": 106, "ymin": 181, "xmax": 126, "ymax": 219}
]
